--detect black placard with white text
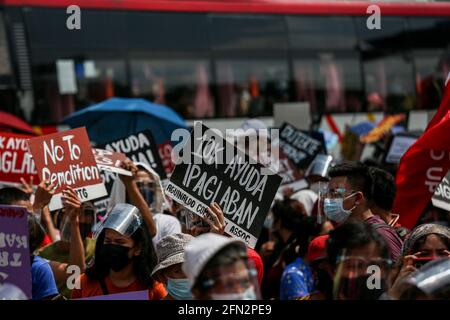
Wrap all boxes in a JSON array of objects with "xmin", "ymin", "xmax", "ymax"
[
  {"xmin": 165, "ymin": 122, "xmax": 282, "ymax": 248},
  {"xmin": 278, "ymin": 122, "xmax": 323, "ymax": 169}
]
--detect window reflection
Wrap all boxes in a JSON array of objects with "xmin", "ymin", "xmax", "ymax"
[
  {"xmin": 216, "ymin": 60, "xmax": 290, "ymax": 117},
  {"xmin": 414, "ymin": 50, "xmax": 450, "ymax": 110},
  {"xmin": 363, "ymin": 55, "xmax": 415, "ymax": 112},
  {"xmin": 130, "ymin": 60, "xmax": 213, "ymax": 118},
  {"xmin": 293, "ymin": 54, "xmax": 363, "ymax": 114}
]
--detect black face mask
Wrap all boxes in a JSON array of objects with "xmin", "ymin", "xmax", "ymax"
[
  {"xmin": 316, "ymin": 269, "xmax": 334, "ymax": 300},
  {"xmin": 337, "ymin": 275, "xmax": 386, "ymax": 300},
  {"xmin": 100, "ymin": 244, "xmax": 132, "ymax": 272}
]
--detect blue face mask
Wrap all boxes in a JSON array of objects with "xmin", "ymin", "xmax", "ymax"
[
  {"xmin": 323, "ymin": 194, "xmax": 356, "ymax": 224},
  {"xmin": 167, "ymin": 278, "xmax": 193, "ymax": 300}
]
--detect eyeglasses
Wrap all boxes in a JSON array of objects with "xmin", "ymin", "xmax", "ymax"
[{"xmin": 336, "ymin": 255, "xmax": 393, "ymax": 276}]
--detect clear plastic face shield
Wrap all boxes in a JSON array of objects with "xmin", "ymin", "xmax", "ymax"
[
  {"xmin": 403, "ymin": 258, "xmax": 450, "ymax": 299},
  {"xmin": 320, "ymin": 182, "xmax": 358, "ymax": 225},
  {"xmin": 200, "ymin": 258, "xmax": 261, "ymax": 300},
  {"xmin": 333, "ymin": 249, "xmax": 392, "ymax": 300},
  {"xmin": 93, "ymin": 203, "xmax": 142, "ymax": 239}
]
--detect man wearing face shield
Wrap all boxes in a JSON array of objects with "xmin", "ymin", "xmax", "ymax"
[
  {"xmin": 183, "ymin": 233, "xmax": 261, "ymax": 300},
  {"xmin": 323, "ymin": 162, "xmax": 403, "ymax": 261},
  {"xmin": 71, "ymin": 203, "xmax": 166, "ymax": 299},
  {"xmin": 327, "ymin": 222, "xmax": 392, "ymax": 300}
]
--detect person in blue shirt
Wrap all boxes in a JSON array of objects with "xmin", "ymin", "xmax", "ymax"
[
  {"xmin": 269, "ymin": 199, "xmax": 320, "ymax": 300},
  {"xmin": 28, "ymin": 214, "xmax": 59, "ymax": 300}
]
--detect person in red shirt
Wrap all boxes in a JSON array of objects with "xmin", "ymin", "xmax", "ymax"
[{"xmin": 71, "ymin": 203, "xmax": 166, "ymax": 300}]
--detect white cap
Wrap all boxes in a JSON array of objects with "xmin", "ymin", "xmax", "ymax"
[{"xmin": 182, "ymin": 233, "xmax": 246, "ymax": 289}]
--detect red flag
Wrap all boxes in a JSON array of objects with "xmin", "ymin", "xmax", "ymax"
[{"xmin": 393, "ymin": 82, "xmax": 450, "ymax": 229}]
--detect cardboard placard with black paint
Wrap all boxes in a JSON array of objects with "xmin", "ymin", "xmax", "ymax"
[
  {"xmin": 93, "ymin": 130, "xmax": 167, "ymax": 216},
  {"xmin": 432, "ymin": 170, "xmax": 450, "ymax": 211},
  {"xmin": 165, "ymin": 122, "xmax": 283, "ymax": 248},
  {"xmin": 279, "ymin": 122, "xmax": 323, "ymax": 169}
]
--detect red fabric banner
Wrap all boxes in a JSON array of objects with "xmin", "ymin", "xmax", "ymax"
[{"xmin": 394, "ymin": 82, "xmax": 450, "ymax": 229}]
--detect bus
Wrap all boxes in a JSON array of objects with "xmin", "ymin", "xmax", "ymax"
[{"xmin": 0, "ymin": 0, "xmax": 449, "ymax": 133}]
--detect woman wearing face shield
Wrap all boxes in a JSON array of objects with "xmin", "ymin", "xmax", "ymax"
[
  {"xmin": 388, "ymin": 223, "xmax": 450, "ymax": 299},
  {"xmin": 183, "ymin": 233, "xmax": 261, "ymax": 300},
  {"xmin": 71, "ymin": 203, "xmax": 166, "ymax": 299},
  {"xmin": 399, "ymin": 258, "xmax": 450, "ymax": 300}
]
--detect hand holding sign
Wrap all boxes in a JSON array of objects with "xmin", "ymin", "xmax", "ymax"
[
  {"xmin": 62, "ymin": 187, "xmax": 82, "ymax": 221},
  {"xmin": 33, "ymin": 181, "xmax": 56, "ymax": 211},
  {"xmin": 119, "ymin": 159, "xmax": 139, "ymax": 184},
  {"xmin": 206, "ymin": 202, "xmax": 226, "ymax": 235}
]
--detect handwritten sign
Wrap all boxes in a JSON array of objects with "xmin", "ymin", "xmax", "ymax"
[
  {"xmin": 0, "ymin": 132, "xmax": 38, "ymax": 186},
  {"xmin": 432, "ymin": 171, "xmax": 450, "ymax": 211},
  {"xmin": 0, "ymin": 205, "xmax": 32, "ymax": 299},
  {"xmin": 165, "ymin": 122, "xmax": 282, "ymax": 248},
  {"xmin": 279, "ymin": 122, "xmax": 323, "ymax": 169},
  {"xmin": 93, "ymin": 148, "xmax": 131, "ymax": 177},
  {"xmin": 27, "ymin": 127, "xmax": 107, "ymax": 211}
]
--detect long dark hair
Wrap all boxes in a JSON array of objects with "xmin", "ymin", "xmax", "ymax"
[{"xmin": 86, "ymin": 220, "xmax": 157, "ymax": 288}]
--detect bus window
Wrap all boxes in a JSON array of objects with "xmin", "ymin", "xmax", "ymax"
[
  {"xmin": 130, "ymin": 59, "xmax": 213, "ymax": 119},
  {"xmin": 293, "ymin": 53, "xmax": 363, "ymax": 114},
  {"xmin": 286, "ymin": 16, "xmax": 357, "ymax": 50},
  {"xmin": 32, "ymin": 59, "xmax": 128, "ymax": 124},
  {"xmin": 215, "ymin": 59, "xmax": 290, "ymax": 118},
  {"xmin": 208, "ymin": 14, "xmax": 287, "ymax": 50},
  {"xmin": 363, "ymin": 54, "xmax": 416, "ymax": 113},
  {"xmin": 408, "ymin": 17, "xmax": 450, "ymax": 110},
  {"xmin": 356, "ymin": 17, "xmax": 409, "ymax": 51}
]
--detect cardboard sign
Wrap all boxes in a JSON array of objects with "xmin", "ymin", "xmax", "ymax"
[
  {"xmin": 158, "ymin": 141, "xmax": 175, "ymax": 175},
  {"xmin": 0, "ymin": 205, "xmax": 32, "ymax": 299},
  {"xmin": 76, "ymin": 290, "xmax": 149, "ymax": 300},
  {"xmin": 279, "ymin": 122, "xmax": 323, "ymax": 169},
  {"xmin": 27, "ymin": 127, "xmax": 107, "ymax": 211},
  {"xmin": 0, "ymin": 132, "xmax": 39, "ymax": 186},
  {"xmin": 432, "ymin": 171, "xmax": 450, "ymax": 211},
  {"xmin": 385, "ymin": 134, "xmax": 418, "ymax": 164},
  {"xmin": 165, "ymin": 122, "xmax": 282, "ymax": 248},
  {"xmin": 274, "ymin": 102, "xmax": 311, "ymax": 130},
  {"xmin": 101, "ymin": 130, "xmax": 167, "ymax": 181},
  {"xmin": 93, "ymin": 131, "xmax": 167, "ymax": 216},
  {"xmin": 93, "ymin": 148, "xmax": 131, "ymax": 176}
]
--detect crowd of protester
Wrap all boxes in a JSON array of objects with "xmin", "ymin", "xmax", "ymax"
[{"xmin": 1, "ymin": 138, "xmax": 450, "ymax": 301}]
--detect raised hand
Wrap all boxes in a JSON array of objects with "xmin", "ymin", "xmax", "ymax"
[
  {"xmin": 19, "ymin": 176, "xmax": 34, "ymax": 194},
  {"xmin": 33, "ymin": 180, "xmax": 56, "ymax": 211}
]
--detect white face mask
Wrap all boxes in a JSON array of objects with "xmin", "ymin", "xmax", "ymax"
[{"xmin": 210, "ymin": 287, "xmax": 257, "ymax": 300}]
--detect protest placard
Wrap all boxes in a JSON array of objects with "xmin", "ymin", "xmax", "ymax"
[
  {"xmin": 93, "ymin": 148, "xmax": 132, "ymax": 177},
  {"xmin": 0, "ymin": 132, "xmax": 39, "ymax": 186},
  {"xmin": 93, "ymin": 130, "xmax": 167, "ymax": 216},
  {"xmin": 27, "ymin": 127, "xmax": 107, "ymax": 211},
  {"xmin": 76, "ymin": 290, "xmax": 149, "ymax": 300},
  {"xmin": 432, "ymin": 171, "xmax": 450, "ymax": 211},
  {"xmin": 158, "ymin": 141, "xmax": 175, "ymax": 175},
  {"xmin": 385, "ymin": 134, "xmax": 418, "ymax": 164},
  {"xmin": 0, "ymin": 205, "xmax": 32, "ymax": 299},
  {"xmin": 279, "ymin": 122, "xmax": 323, "ymax": 169},
  {"xmin": 165, "ymin": 122, "xmax": 282, "ymax": 248}
]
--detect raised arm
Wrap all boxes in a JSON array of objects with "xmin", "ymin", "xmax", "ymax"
[{"xmin": 120, "ymin": 159, "xmax": 157, "ymax": 237}]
